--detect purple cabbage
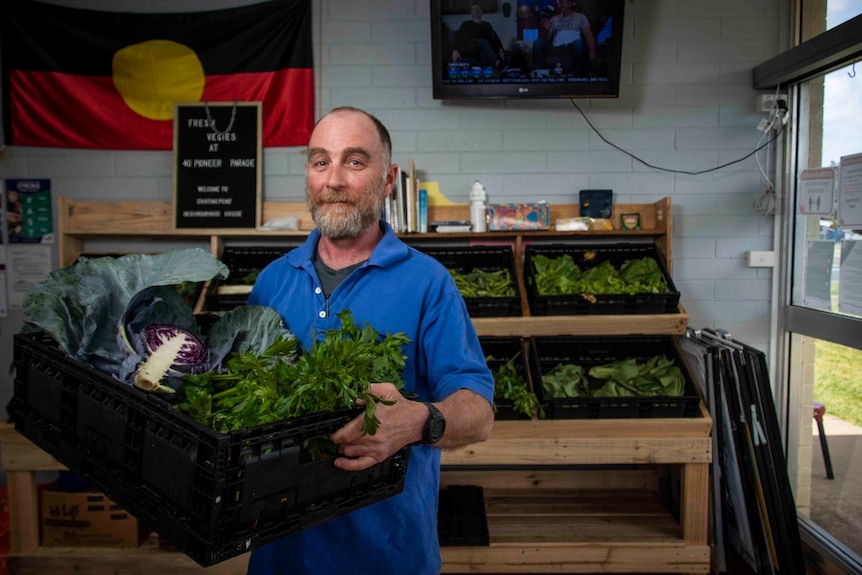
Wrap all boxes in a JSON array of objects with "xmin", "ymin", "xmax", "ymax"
[{"xmin": 130, "ymin": 324, "xmax": 209, "ymax": 393}]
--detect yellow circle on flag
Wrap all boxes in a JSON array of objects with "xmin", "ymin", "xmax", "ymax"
[{"xmin": 113, "ymin": 40, "xmax": 205, "ymax": 121}]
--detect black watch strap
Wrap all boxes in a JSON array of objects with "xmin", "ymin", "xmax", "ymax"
[{"xmin": 421, "ymin": 401, "xmax": 446, "ymax": 445}]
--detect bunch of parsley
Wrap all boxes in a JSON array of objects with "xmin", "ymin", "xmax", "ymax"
[{"xmin": 176, "ymin": 309, "xmax": 410, "ymax": 437}]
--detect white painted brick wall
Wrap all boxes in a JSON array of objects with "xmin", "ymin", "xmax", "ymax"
[{"xmin": 0, "ymin": 0, "xmax": 784, "ymax": 413}]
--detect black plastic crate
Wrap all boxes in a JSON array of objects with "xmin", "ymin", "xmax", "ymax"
[
  {"xmin": 529, "ymin": 335, "xmax": 702, "ymax": 419},
  {"xmin": 523, "ymin": 243, "xmax": 680, "ymax": 316},
  {"xmin": 206, "ymin": 246, "xmax": 284, "ymax": 311},
  {"xmin": 479, "ymin": 336, "xmax": 533, "ymax": 420},
  {"xmin": 8, "ymin": 331, "xmax": 409, "ymax": 567},
  {"xmin": 419, "ymin": 246, "xmax": 522, "ymax": 318},
  {"xmin": 437, "ymin": 485, "xmax": 489, "ymax": 546}
]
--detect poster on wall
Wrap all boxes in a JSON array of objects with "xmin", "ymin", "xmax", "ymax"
[
  {"xmin": 838, "ymin": 152, "xmax": 862, "ymax": 228},
  {"xmin": 173, "ymin": 102, "xmax": 262, "ymax": 229},
  {"xmin": 5, "ymin": 179, "xmax": 53, "ymax": 244},
  {"xmin": 797, "ymin": 167, "xmax": 835, "ymax": 216}
]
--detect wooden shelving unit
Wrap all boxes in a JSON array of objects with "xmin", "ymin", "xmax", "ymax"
[{"xmin": 0, "ymin": 196, "xmax": 711, "ymax": 574}]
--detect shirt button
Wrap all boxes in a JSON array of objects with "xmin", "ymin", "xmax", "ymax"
[
  {"xmin": 318, "ymin": 310, "xmax": 326, "ymax": 318},
  {"xmin": 314, "ymin": 286, "xmax": 322, "ymax": 294}
]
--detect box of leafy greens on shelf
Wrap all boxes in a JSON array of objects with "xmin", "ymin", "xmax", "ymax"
[
  {"xmin": 9, "ymin": 249, "xmax": 410, "ymax": 567},
  {"xmin": 417, "ymin": 245, "xmax": 522, "ymax": 317},
  {"xmin": 523, "ymin": 242, "xmax": 680, "ymax": 316},
  {"xmin": 529, "ymin": 335, "xmax": 702, "ymax": 419},
  {"xmin": 479, "ymin": 336, "xmax": 541, "ymax": 420}
]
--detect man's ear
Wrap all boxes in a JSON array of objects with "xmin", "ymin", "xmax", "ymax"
[{"xmin": 385, "ymin": 163, "xmax": 399, "ymax": 194}]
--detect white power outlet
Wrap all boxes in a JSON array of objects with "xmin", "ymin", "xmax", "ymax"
[
  {"xmin": 747, "ymin": 250, "xmax": 776, "ymax": 268},
  {"xmin": 757, "ymin": 94, "xmax": 788, "ymax": 113}
]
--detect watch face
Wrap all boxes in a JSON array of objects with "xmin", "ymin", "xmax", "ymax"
[
  {"xmin": 428, "ymin": 418, "xmax": 446, "ymax": 442},
  {"xmin": 423, "ymin": 402, "xmax": 446, "ymax": 444}
]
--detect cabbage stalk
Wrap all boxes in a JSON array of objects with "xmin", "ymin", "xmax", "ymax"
[{"xmin": 132, "ymin": 325, "xmax": 208, "ymax": 393}]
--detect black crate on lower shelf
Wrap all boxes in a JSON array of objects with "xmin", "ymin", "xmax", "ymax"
[
  {"xmin": 437, "ymin": 485, "xmax": 489, "ymax": 546},
  {"xmin": 523, "ymin": 243, "xmax": 680, "ymax": 316},
  {"xmin": 418, "ymin": 246, "xmax": 522, "ymax": 317},
  {"xmin": 529, "ymin": 335, "xmax": 702, "ymax": 419},
  {"xmin": 479, "ymin": 336, "xmax": 534, "ymax": 420},
  {"xmin": 8, "ymin": 331, "xmax": 410, "ymax": 567}
]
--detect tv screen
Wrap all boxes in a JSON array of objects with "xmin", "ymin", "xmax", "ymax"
[{"xmin": 431, "ymin": 0, "xmax": 625, "ymax": 100}]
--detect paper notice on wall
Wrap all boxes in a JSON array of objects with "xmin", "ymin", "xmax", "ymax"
[
  {"xmin": 798, "ymin": 167, "xmax": 835, "ymax": 216},
  {"xmin": 838, "ymin": 153, "xmax": 862, "ymax": 228},
  {"xmin": 7, "ymin": 244, "xmax": 52, "ymax": 310},
  {"xmin": 804, "ymin": 240, "xmax": 834, "ymax": 311},
  {"xmin": 839, "ymin": 240, "xmax": 862, "ymax": 316}
]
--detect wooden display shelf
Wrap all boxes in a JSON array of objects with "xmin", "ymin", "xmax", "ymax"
[
  {"xmin": 0, "ymin": 411, "xmax": 711, "ymax": 574},
  {"xmin": 57, "ymin": 196, "xmax": 673, "ymax": 269},
  {"xmin": 472, "ymin": 309, "xmax": 689, "ymax": 336},
  {"xmin": 13, "ymin": 195, "xmax": 711, "ymax": 574}
]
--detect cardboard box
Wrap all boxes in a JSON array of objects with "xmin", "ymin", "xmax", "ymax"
[{"xmin": 41, "ymin": 491, "xmax": 148, "ymax": 548}]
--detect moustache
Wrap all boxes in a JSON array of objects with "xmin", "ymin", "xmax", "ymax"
[{"xmin": 317, "ymin": 194, "xmax": 355, "ymax": 205}]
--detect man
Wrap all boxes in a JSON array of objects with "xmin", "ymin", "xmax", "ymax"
[
  {"xmin": 532, "ymin": 0, "xmax": 596, "ymax": 76},
  {"xmin": 451, "ymin": 3, "xmax": 507, "ymax": 69},
  {"xmin": 246, "ymin": 107, "xmax": 496, "ymax": 575}
]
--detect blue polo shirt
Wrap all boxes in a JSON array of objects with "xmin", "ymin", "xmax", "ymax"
[{"xmin": 246, "ymin": 221, "xmax": 495, "ymax": 575}]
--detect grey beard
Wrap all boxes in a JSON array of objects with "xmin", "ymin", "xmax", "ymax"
[{"xmin": 309, "ymin": 201, "xmax": 382, "ymax": 239}]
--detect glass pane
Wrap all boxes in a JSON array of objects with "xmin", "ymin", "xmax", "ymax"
[
  {"xmin": 791, "ymin": 60, "xmax": 862, "ymax": 318},
  {"xmin": 826, "ymin": 3, "xmax": 862, "ymax": 29},
  {"xmin": 809, "ymin": 337, "xmax": 862, "ymax": 556}
]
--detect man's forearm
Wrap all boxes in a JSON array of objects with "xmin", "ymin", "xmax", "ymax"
[{"xmin": 433, "ymin": 388, "xmax": 494, "ymax": 449}]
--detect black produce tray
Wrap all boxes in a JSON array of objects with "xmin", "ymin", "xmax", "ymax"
[
  {"xmin": 529, "ymin": 335, "xmax": 702, "ymax": 419},
  {"xmin": 206, "ymin": 246, "xmax": 284, "ymax": 311},
  {"xmin": 418, "ymin": 246, "xmax": 522, "ymax": 318},
  {"xmin": 8, "ymin": 332, "xmax": 409, "ymax": 567},
  {"xmin": 221, "ymin": 246, "xmax": 285, "ymax": 276},
  {"xmin": 479, "ymin": 336, "xmax": 533, "ymax": 420},
  {"xmin": 523, "ymin": 243, "xmax": 680, "ymax": 316},
  {"xmin": 437, "ymin": 485, "xmax": 490, "ymax": 546}
]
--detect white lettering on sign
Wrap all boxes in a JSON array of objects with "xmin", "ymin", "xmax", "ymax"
[{"xmin": 193, "ymin": 159, "xmax": 223, "ymax": 168}]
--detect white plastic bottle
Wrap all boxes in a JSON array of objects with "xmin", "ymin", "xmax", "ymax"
[{"xmin": 469, "ymin": 180, "xmax": 487, "ymax": 233}]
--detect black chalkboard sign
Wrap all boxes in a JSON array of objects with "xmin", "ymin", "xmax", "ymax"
[{"xmin": 174, "ymin": 102, "xmax": 262, "ymax": 229}]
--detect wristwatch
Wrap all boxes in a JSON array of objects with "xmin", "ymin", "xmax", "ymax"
[{"xmin": 421, "ymin": 402, "xmax": 446, "ymax": 445}]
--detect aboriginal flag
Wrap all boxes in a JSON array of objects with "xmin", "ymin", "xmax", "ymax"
[{"xmin": 1, "ymin": 0, "xmax": 314, "ymax": 149}]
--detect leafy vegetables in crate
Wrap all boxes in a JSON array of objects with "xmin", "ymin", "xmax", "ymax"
[
  {"xmin": 449, "ymin": 268, "xmax": 516, "ymax": 298},
  {"xmin": 177, "ymin": 309, "xmax": 410, "ymax": 438},
  {"xmin": 117, "ymin": 285, "xmax": 294, "ymax": 393},
  {"xmin": 23, "ymin": 248, "xmax": 228, "ymax": 370},
  {"xmin": 531, "ymin": 254, "xmax": 669, "ymax": 296},
  {"xmin": 21, "ymin": 248, "xmax": 295, "ymax": 393},
  {"xmin": 542, "ymin": 355, "xmax": 685, "ymax": 398},
  {"xmin": 488, "ymin": 353, "xmax": 543, "ymax": 419}
]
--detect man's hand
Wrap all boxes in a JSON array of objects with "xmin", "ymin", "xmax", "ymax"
[
  {"xmin": 330, "ymin": 383, "xmax": 426, "ymax": 472},
  {"xmin": 330, "ymin": 384, "xmax": 494, "ymax": 472}
]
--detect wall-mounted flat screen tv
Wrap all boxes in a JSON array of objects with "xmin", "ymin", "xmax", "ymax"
[{"xmin": 431, "ymin": 0, "xmax": 625, "ymax": 100}]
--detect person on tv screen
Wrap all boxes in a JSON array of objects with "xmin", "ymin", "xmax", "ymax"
[
  {"xmin": 531, "ymin": 0, "xmax": 596, "ymax": 76},
  {"xmin": 451, "ymin": 3, "xmax": 507, "ymax": 70}
]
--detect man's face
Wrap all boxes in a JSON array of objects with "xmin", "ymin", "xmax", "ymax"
[
  {"xmin": 470, "ymin": 5, "xmax": 482, "ymax": 21},
  {"xmin": 304, "ymin": 111, "xmax": 392, "ymax": 239}
]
